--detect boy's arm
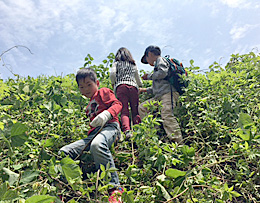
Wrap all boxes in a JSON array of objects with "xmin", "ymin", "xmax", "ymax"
[
  {"xmin": 110, "ymin": 63, "xmax": 116, "ymax": 87},
  {"xmin": 150, "ymin": 58, "xmax": 168, "ymax": 80},
  {"xmin": 99, "ymin": 88, "xmax": 122, "ymax": 118},
  {"xmin": 139, "ymin": 87, "xmax": 153, "ymax": 95},
  {"xmin": 90, "ymin": 110, "xmax": 111, "ymax": 127},
  {"xmin": 134, "ymin": 65, "xmax": 143, "ymax": 87},
  {"xmin": 90, "ymin": 88, "xmax": 122, "ymax": 127}
]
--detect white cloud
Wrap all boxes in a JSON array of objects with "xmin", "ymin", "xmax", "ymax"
[
  {"xmin": 219, "ymin": 0, "xmax": 251, "ymax": 8},
  {"xmin": 230, "ymin": 24, "xmax": 260, "ymax": 42}
]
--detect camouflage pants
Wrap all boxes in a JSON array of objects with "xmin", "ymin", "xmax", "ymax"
[{"xmin": 138, "ymin": 91, "xmax": 182, "ymax": 143}]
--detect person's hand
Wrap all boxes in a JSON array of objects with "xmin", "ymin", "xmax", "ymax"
[
  {"xmin": 90, "ymin": 110, "xmax": 112, "ymax": 127},
  {"xmin": 142, "ymin": 74, "xmax": 148, "ymax": 80},
  {"xmin": 139, "ymin": 88, "xmax": 147, "ymax": 94}
]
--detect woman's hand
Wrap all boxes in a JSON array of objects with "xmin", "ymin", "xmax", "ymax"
[{"xmin": 139, "ymin": 88, "xmax": 147, "ymax": 94}]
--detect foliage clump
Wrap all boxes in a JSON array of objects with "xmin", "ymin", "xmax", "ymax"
[{"xmin": 0, "ymin": 51, "xmax": 260, "ymax": 202}]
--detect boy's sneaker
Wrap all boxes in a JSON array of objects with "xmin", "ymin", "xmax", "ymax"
[
  {"xmin": 125, "ymin": 130, "xmax": 133, "ymax": 140},
  {"xmin": 108, "ymin": 187, "xmax": 124, "ymax": 203}
]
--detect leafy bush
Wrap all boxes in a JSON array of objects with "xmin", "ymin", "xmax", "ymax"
[{"xmin": 0, "ymin": 51, "xmax": 259, "ymax": 202}]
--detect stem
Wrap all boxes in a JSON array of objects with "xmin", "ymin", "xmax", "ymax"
[{"xmin": 95, "ymin": 169, "xmax": 100, "ymax": 201}]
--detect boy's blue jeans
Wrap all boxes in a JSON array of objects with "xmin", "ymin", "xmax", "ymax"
[{"xmin": 59, "ymin": 122, "xmax": 121, "ymax": 186}]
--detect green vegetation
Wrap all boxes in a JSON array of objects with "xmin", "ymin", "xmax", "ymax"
[{"xmin": 0, "ymin": 51, "xmax": 260, "ymax": 202}]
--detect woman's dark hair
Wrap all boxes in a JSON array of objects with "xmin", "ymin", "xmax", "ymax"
[
  {"xmin": 76, "ymin": 68, "xmax": 97, "ymax": 86},
  {"xmin": 115, "ymin": 47, "xmax": 136, "ymax": 65}
]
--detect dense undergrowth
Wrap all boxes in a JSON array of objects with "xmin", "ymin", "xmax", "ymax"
[{"xmin": 0, "ymin": 51, "xmax": 260, "ymax": 202}]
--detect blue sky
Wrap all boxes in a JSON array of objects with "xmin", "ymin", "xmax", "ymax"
[{"xmin": 0, "ymin": 0, "xmax": 260, "ymax": 80}]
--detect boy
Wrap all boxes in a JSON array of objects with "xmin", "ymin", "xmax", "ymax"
[
  {"xmin": 59, "ymin": 68, "xmax": 123, "ymax": 202},
  {"xmin": 139, "ymin": 45, "xmax": 182, "ymax": 143}
]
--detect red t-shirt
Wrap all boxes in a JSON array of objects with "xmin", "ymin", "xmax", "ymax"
[{"xmin": 86, "ymin": 87, "xmax": 122, "ymax": 135}]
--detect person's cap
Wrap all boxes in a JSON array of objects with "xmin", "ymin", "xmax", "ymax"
[{"xmin": 141, "ymin": 45, "xmax": 161, "ymax": 64}]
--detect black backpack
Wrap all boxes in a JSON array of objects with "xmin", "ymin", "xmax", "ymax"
[{"xmin": 164, "ymin": 55, "xmax": 188, "ymax": 95}]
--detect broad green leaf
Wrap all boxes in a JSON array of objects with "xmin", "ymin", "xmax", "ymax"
[
  {"xmin": 244, "ymin": 141, "xmax": 249, "ymax": 150},
  {"xmin": 60, "ymin": 157, "xmax": 77, "ymax": 165},
  {"xmin": 10, "ymin": 122, "xmax": 29, "ymax": 147},
  {"xmin": 20, "ymin": 170, "xmax": 39, "ymax": 184},
  {"xmin": 41, "ymin": 138, "xmax": 55, "ymax": 147},
  {"xmin": 232, "ymin": 143, "xmax": 239, "ymax": 150},
  {"xmin": 238, "ymin": 113, "xmax": 253, "ymax": 129},
  {"xmin": 100, "ymin": 164, "xmax": 105, "ymax": 172},
  {"xmin": 25, "ymin": 195, "xmax": 57, "ymax": 203},
  {"xmin": 60, "ymin": 157, "xmax": 82, "ymax": 189},
  {"xmin": 224, "ymin": 183, "xmax": 229, "ymax": 191},
  {"xmin": 165, "ymin": 168, "xmax": 186, "ymax": 179},
  {"xmin": 156, "ymin": 181, "xmax": 171, "ymax": 200},
  {"xmin": 122, "ymin": 190, "xmax": 134, "ymax": 203},
  {"xmin": 100, "ymin": 171, "xmax": 105, "ymax": 179},
  {"xmin": 2, "ymin": 167, "xmax": 19, "ymax": 186},
  {"xmin": 61, "ymin": 164, "xmax": 82, "ymax": 180},
  {"xmin": 230, "ymin": 191, "xmax": 241, "ymax": 197},
  {"xmin": 181, "ymin": 145, "xmax": 195, "ymax": 157},
  {"xmin": 0, "ymin": 182, "xmax": 18, "ymax": 200},
  {"xmin": 11, "ymin": 122, "xmax": 28, "ymax": 136},
  {"xmin": 68, "ymin": 199, "xmax": 77, "ymax": 203},
  {"xmin": 40, "ymin": 148, "xmax": 52, "ymax": 160},
  {"xmin": 0, "ymin": 122, "xmax": 4, "ymax": 130},
  {"xmin": 172, "ymin": 158, "xmax": 182, "ymax": 166},
  {"xmin": 11, "ymin": 133, "xmax": 29, "ymax": 147},
  {"xmin": 237, "ymin": 129, "xmax": 250, "ymax": 141},
  {"xmin": 254, "ymin": 134, "xmax": 260, "ymax": 139}
]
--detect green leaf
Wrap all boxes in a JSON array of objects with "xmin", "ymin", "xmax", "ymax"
[
  {"xmin": 40, "ymin": 148, "xmax": 52, "ymax": 160},
  {"xmin": 11, "ymin": 134, "xmax": 29, "ymax": 147},
  {"xmin": 224, "ymin": 183, "xmax": 229, "ymax": 191},
  {"xmin": 244, "ymin": 141, "xmax": 249, "ymax": 150},
  {"xmin": 10, "ymin": 122, "xmax": 29, "ymax": 147},
  {"xmin": 23, "ymin": 85, "xmax": 30, "ymax": 93},
  {"xmin": 181, "ymin": 145, "xmax": 195, "ymax": 157},
  {"xmin": 122, "ymin": 190, "xmax": 134, "ymax": 203},
  {"xmin": 230, "ymin": 191, "xmax": 241, "ymax": 197},
  {"xmin": 0, "ymin": 182, "xmax": 18, "ymax": 200},
  {"xmin": 237, "ymin": 129, "xmax": 250, "ymax": 141},
  {"xmin": 2, "ymin": 167, "xmax": 19, "ymax": 186},
  {"xmin": 60, "ymin": 157, "xmax": 82, "ymax": 189},
  {"xmin": 41, "ymin": 138, "xmax": 55, "ymax": 147},
  {"xmin": 0, "ymin": 122, "xmax": 4, "ymax": 130},
  {"xmin": 100, "ymin": 171, "xmax": 105, "ymax": 179},
  {"xmin": 68, "ymin": 199, "xmax": 77, "ymax": 203},
  {"xmin": 165, "ymin": 168, "xmax": 186, "ymax": 179},
  {"xmin": 11, "ymin": 122, "xmax": 28, "ymax": 136},
  {"xmin": 238, "ymin": 113, "xmax": 253, "ymax": 129},
  {"xmin": 25, "ymin": 195, "xmax": 57, "ymax": 203},
  {"xmin": 232, "ymin": 143, "xmax": 239, "ymax": 150},
  {"xmin": 100, "ymin": 164, "xmax": 105, "ymax": 172},
  {"xmin": 20, "ymin": 170, "xmax": 39, "ymax": 184},
  {"xmin": 156, "ymin": 181, "xmax": 171, "ymax": 200}
]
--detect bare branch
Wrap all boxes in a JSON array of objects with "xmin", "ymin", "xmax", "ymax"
[
  {"xmin": 0, "ymin": 45, "xmax": 33, "ymax": 76},
  {"xmin": 0, "ymin": 45, "xmax": 33, "ymax": 58}
]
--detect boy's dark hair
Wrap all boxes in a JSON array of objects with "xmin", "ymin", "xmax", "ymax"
[
  {"xmin": 76, "ymin": 68, "xmax": 97, "ymax": 85},
  {"xmin": 115, "ymin": 47, "xmax": 136, "ymax": 65},
  {"xmin": 141, "ymin": 45, "xmax": 161, "ymax": 64}
]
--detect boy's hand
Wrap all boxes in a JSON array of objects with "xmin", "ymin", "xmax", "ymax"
[
  {"xmin": 90, "ymin": 110, "xmax": 112, "ymax": 127},
  {"xmin": 142, "ymin": 74, "xmax": 148, "ymax": 80}
]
